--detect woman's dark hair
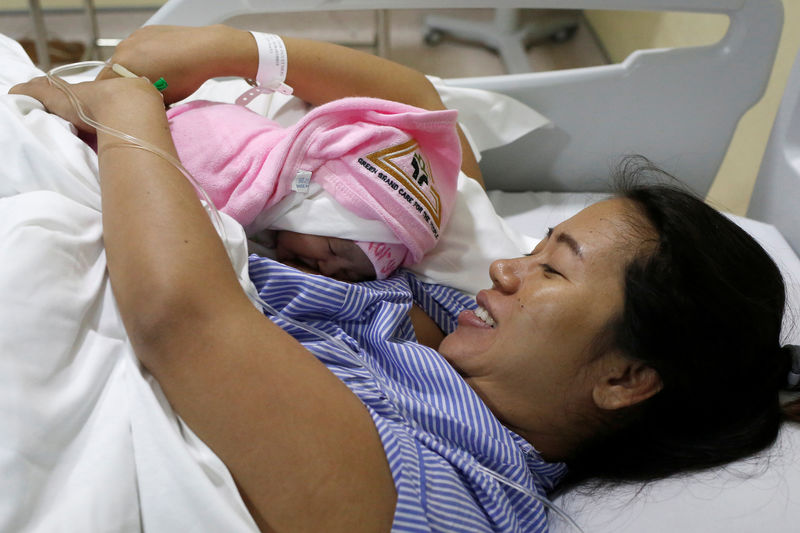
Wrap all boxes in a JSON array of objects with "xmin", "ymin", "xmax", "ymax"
[{"xmin": 564, "ymin": 157, "xmax": 799, "ymax": 488}]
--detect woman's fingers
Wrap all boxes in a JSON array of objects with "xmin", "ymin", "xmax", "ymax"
[
  {"xmin": 9, "ymin": 76, "xmax": 95, "ymax": 133},
  {"xmin": 9, "ymin": 76, "xmax": 164, "ymax": 135},
  {"xmin": 9, "ymin": 75, "xmax": 52, "ymax": 100}
]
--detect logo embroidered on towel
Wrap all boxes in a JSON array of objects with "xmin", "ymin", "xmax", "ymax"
[{"xmin": 360, "ymin": 139, "xmax": 442, "ymax": 238}]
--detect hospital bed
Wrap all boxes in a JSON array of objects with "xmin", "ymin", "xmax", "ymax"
[{"xmin": 0, "ymin": 0, "xmax": 798, "ymax": 531}]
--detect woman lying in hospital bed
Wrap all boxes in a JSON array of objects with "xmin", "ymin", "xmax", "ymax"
[{"xmin": 8, "ymin": 24, "xmax": 800, "ymax": 532}]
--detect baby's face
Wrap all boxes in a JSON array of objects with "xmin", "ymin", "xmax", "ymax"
[{"xmin": 274, "ymin": 231, "xmax": 376, "ymax": 282}]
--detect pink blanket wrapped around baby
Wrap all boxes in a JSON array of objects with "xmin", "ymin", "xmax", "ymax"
[{"xmin": 167, "ymin": 96, "xmax": 461, "ymax": 266}]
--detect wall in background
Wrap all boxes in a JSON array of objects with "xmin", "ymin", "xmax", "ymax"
[
  {"xmin": 3, "ymin": 0, "xmax": 163, "ymax": 10},
  {"xmin": 585, "ymin": 4, "xmax": 800, "ymax": 216}
]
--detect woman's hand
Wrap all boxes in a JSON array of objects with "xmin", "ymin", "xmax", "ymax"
[
  {"xmin": 10, "ymin": 75, "xmax": 165, "ymax": 135},
  {"xmin": 95, "ymin": 25, "xmax": 258, "ymax": 104},
  {"xmin": 10, "ymin": 76, "xmax": 98, "ymax": 134}
]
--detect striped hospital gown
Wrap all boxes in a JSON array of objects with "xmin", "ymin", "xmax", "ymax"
[{"xmin": 248, "ymin": 256, "xmax": 567, "ymax": 532}]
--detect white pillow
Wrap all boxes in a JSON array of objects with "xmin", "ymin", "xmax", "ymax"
[
  {"xmin": 426, "ymin": 75, "xmax": 551, "ymax": 161},
  {"xmin": 550, "ymin": 425, "xmax": 800, "ymax": 533}
]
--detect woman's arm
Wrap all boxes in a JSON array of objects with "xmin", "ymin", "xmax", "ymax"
[
  {"xmin": 10, "ymin": 76, "xmax": 396, "ymax": 532},
  {"xmin": 101, "ymin": 25, "xmax": 483, "ymax": 184}
]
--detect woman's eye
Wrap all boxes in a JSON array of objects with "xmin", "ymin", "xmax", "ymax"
[{"xmin": 542, "ymin": 264, "xmax": 562, "ymax": 277}]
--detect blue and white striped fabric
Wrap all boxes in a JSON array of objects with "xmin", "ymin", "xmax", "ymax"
[{"xmin": 248, "ymin": 256, "xmax": 567, "ymax": 532}]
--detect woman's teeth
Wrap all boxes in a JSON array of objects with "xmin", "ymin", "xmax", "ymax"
[{"xmin": 474, "ymin": 305, "xmax": 496, "ymax": 327}]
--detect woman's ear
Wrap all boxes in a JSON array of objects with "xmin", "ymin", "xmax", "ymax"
[{"xmin": 591, "ymin": 354, "xmax": 662, "ymax": 411}]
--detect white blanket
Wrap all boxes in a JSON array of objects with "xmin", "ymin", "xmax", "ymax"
[{"xmin": 0, "ymin": 35, "xmax": 259, "ymax": 532}]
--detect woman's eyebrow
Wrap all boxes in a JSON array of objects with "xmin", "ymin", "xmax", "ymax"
[{"xmin": 546, "ymin": 227, "xmax": 584, "ymax": 260}]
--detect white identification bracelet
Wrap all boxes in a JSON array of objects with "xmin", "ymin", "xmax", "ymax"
[
  {"xmin": 236, "ymin": 32, "xmax": 293, "ymax": 106},
  {"xmin": 249, "ymin": 31, "xmax": 292, "ymax": 95}
]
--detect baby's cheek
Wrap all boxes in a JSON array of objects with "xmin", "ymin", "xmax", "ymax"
[
  {"xmin": 339, "ymin": 244, "xmax": 372, "ymax": 274},
  {"xmin": 274, "ymin": 246, "xmax": 292, "ymax": 262}
]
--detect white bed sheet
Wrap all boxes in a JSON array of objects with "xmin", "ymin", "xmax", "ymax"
[{"xmin": 0, "ymin": 34, "xmax": 260, "ymax": 532}]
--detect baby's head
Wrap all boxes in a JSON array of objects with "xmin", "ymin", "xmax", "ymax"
[
  {"xmin": 256, "ymin": 99, "xmax": 463, "ymax": 282},
  {"xmin": 274, "ymin": 231, "xmax": 375, "ymax": 281},
  {"xmin": 252, "ymin": 226, "xmax": 411, "ymax": 282},
  {"xmin": 273, "ymin": 231, "xmax": 407, "ymax": 282}
]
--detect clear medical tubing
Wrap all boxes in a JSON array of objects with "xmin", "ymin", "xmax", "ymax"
[{"xmin": 43, "ymin": 62, "xmax": 584, "ymax": 533}]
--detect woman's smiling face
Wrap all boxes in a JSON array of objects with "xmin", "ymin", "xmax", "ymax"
[{"xmin": 438, "ymin": 198, "xmax": 651, "ymax": 450}]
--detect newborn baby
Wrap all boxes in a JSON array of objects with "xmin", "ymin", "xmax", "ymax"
[
  {"xmin": 269, "ymin": 231, "xmax": 376, "ymax": 281},
  {"xmin": 167, "ymin": 96, "xmax": 462, "ymax": 281}
]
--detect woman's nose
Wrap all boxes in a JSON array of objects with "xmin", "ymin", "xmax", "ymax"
[{"xmin": 489, "ymin": 257, "xmax": 523, "ymax": 293}]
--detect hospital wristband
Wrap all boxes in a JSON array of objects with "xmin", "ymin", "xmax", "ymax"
[{"xmin": 249, "ymin": 31, "xmax": 293, "ymax": 95}]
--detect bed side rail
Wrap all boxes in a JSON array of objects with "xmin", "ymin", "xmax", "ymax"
[
  {"xmin": 748, "ymin": 42, "xmax": 800, "ymax": 255},
  {"xmin": 145, "ymin": 0, "xmax": 783, "ymax": 195}
]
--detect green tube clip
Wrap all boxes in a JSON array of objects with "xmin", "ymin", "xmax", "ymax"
[{"xmin": 153, "ymin": 77, "xmax": 168, "ymax": 92}]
